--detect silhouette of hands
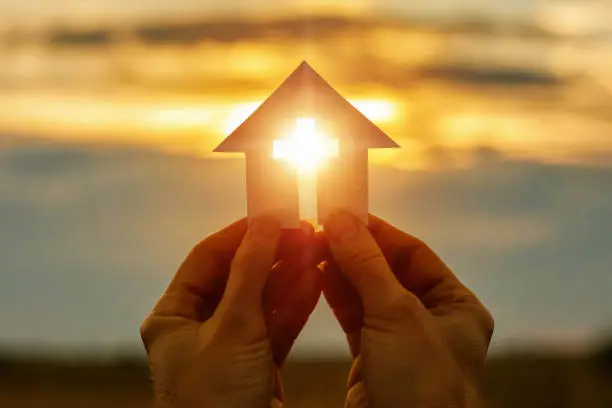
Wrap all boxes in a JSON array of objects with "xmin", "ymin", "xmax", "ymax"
[
  {"xmin": 141, "ymin": 213, "xmax": 493, "ymax": 407},
  {"xmin": 140, "ymin": 217, "xmax": 322, "ymax": 408},
  {"xmin": 321, "ymin": 212, "xmax": 494, "ymax": 408}
]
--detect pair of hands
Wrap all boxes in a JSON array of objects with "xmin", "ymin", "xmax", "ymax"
[{"xmin": 140, "ymin": 213, "xmax": 494, "ymax": 407}]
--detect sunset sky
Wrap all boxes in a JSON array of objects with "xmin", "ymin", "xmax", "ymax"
[
  {"xmin": 0, "ymin": 0, "xmax": 532, "ymax": 25},
  {"xmin": 0, "ymin": 0, "xmax": 610, "ymax": 33},
  {"xmin": 2, "ymin": 8, "xmax": 611, "ymax": 168},
  {"xmin": 0, "ymin": 1, "xmax": 611, "ymax": 356}
]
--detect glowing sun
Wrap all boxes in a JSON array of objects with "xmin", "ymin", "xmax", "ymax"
[{"xmin": 273, "ymin": 118, "xmax": 339, "ymax": 172}]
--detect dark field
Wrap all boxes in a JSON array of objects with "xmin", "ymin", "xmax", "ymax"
[{"xmin": 1, "ymin": 351, "xmax": 612, "ymax": 408}]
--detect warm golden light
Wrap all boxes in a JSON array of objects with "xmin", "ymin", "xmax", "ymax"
[
  {"xmin": 350, "ymin": 99, "xmax": 397, "ymax": 123},
  {"xmin": 224, "ymin": 101, "xmax": 261, "ymax": 134},
  {"xmin": 273, "ymin": 118, "xmax": 339, "ymax": 172}
]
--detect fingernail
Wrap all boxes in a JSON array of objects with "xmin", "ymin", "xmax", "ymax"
[
  {"xmin": 325, "ymin": 212, "xmax": 359, "ymax": 240},
  {"xmin": 251, "ymin": 216, "xmax": 281, "ymax": 240}
]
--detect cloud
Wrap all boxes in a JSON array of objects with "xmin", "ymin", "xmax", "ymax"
[
  {"xmin": 0, "ymin": 0, "xmax": 531, "ymax": 26},
  {"xmin": 0, "ymin": 142, "xmax": 611, "ymax": 354},
  {"xmin": 371, "ymin": 148, "xmax": 612, "ymax": 350}
]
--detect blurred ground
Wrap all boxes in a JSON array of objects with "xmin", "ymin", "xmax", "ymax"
[{"xmin": 2, "ymin": 351, "xmax": 612, "ymax": 408}]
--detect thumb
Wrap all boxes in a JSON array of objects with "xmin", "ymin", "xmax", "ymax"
[
  {"xmin": 324, "ymin": 212, "xmax": 411, "ymax": 319},
  {"xmin": 216, "ymin": 216, "xmax": 281, "ymax": 335}
]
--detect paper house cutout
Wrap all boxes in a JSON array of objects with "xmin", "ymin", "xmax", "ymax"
[{"xmin": 214, "ymin": 61, "xmax": 399, "ymax": 229}]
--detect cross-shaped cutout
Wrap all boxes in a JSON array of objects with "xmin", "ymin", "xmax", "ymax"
[{"xmin": 273, "ymin": 118, "xmax": 339, "ymax": 173}]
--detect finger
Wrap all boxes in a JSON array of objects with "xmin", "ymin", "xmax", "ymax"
[
  {"xmin": 323, "ymin": 211, "xmax": 414, "ymax": 319},
  {"xmin": 276, "ymin": 220, "xmax": 323, "ymax": 269},
  {"xmin": 216, "ymin": 216, "xmax": 281, "ymax": 332},
  {"xmin": 347, "ymin": 356, "xmax": 365, "ymax": 400},
  {"xmin": 265, "ymin": 224, "xmax": 318, "ymax": 315},
  {"xmin": 152, "ymin": 218, "xmax": 248, "ymax": 320},
  {"xmin": 313, "ymin": 227, "xmax": 331, "ymax": 265},
  {"xmin": 264, "ymin": 224, "xmax": 323, "ymax": 366},
  {"xmin": 266, "ymin": 263, "xmax": 323, "ymax": 366},
  {"xmin": 321, "ymin": 259, "xmax": 362, "ymax": 357},
  {"xmin": 368, "ymin": 215, "xmax": 494, "ymax": 338},
  {"xmin": 368, "ymin": 214, "xmax": 482, "ymax": 312}
]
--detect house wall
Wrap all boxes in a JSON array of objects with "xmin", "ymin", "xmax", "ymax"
[
  {"xmin": 245, "ymin": 151, "xmax": 300, "ymax": 229},
  {"xmin": 317, "ymin": 147, "xmax": 368, "ymax": 225}
]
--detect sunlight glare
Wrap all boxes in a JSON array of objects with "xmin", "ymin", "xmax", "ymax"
[
  {"xmin": 350, "ymin": 99, "xmax": 397, "ymax": 123},
  {"xmin": 224, "ymin": 101, "xmax": 261, "ymax": 134},
  {"xmin": 273, "ymin": 118, "xmax": 339, "ymax": 173}
]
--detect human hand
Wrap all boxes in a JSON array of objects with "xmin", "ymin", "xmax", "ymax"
[
  {"xmin": 321, "ymin": 213, "xmax": 494, "ymax": 408},
  {"xmin": 140, "ymin": 217, "xmax": 322, "ymax": 408}
]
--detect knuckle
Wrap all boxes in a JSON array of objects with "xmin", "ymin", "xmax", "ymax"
[
  {"xmin": 377, "ymin": 290, "xmax": 423, "ymax": 321},
  {"xmin": 413, "ymin": 240, "xmax": 431, "ymax": 254},
  {"xmin": 343, "ymin": 248, "xmax": 386, "ymax": 270},
  {"xmin": 189, "ymin": 238, "xmax": 215, "ymax": 261},
  {"xmin": 474, "ymin": 305, "xmax": 495, "ymax": 341},
  {"xmin": 139, "ymin": 317, "xmax": 157, "ymax": 347},
  {"xmin": 140, "ymin": 316, "xmax": 191, "ymax": 354},
  {"xmin": 412, "ymin": 242, "xmax": 445, "ymax": 271},
  {"xmin": 139, "ymin": 315, "xmax": 175, "ymax": 348}
]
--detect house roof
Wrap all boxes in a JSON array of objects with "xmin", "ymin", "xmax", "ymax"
[{"xmin": 214, "ymin": 61, "xmax": 399, "ymax": 152}]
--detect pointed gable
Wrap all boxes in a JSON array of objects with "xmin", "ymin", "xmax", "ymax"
[{"xmin": 214, "ymin": 61, "xmax": 399, "ymax": 152}]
